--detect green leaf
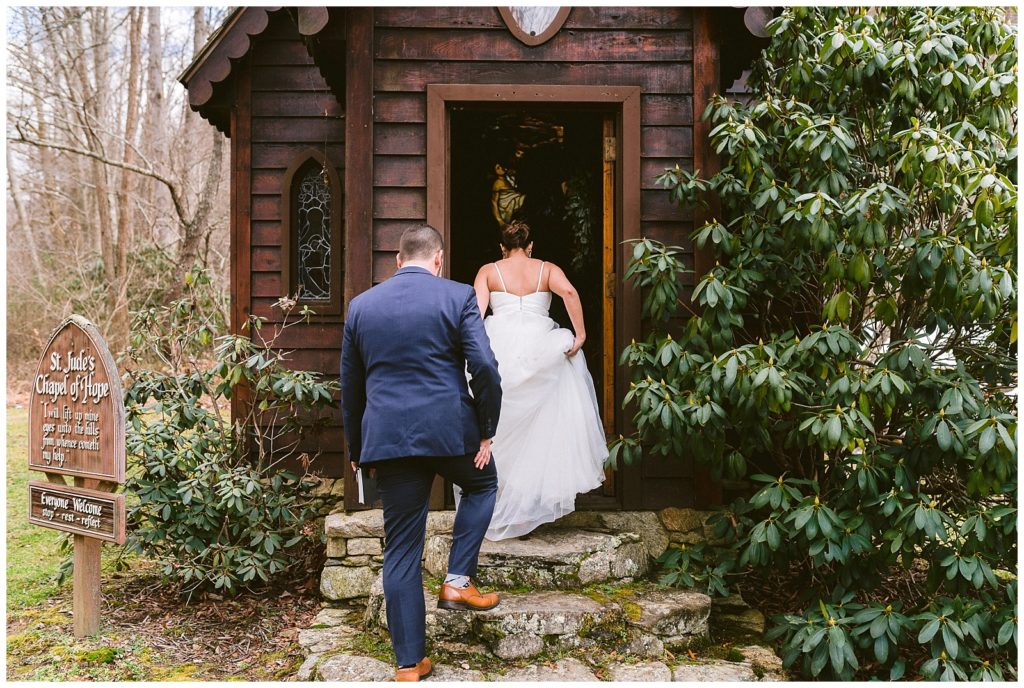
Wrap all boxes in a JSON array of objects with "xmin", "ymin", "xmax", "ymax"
[
  {"xmin": 995, "ymin": 422, "xmax": 1016, "ymax": 455},
  {"xmin": 817, "ymin": 510, "xmax": 834, "ymax": 538},
  {"xmin": 942, "ymin": 623, "xmax": 959, "ymax": 659},
  {"xmin": 997, "ymin": 619, "xmax": 1015, "ymax": 645},
  {"xmin": 869, "ymin": 613, "xmax": 889, "ymax": 639},
  {"xmin": 827, "ymin": 415, "xmax": 843, "ymax": 445},
  {"xmin": 935, "ymin": 420, "xmax": 952, "ymax": 451},
  {"xmin": 810, "ymin": 643, "xmax": 829, "ymax": 676},
  {"xmin": 919, "ymin": 617, "xmax": 941, "ymax": 643},
  {"xmin": 828, "ymin": 625, "xmax": 846, "ymax": 673},
  {"xmin": 874, "ymin": 635, "xmax": 889, "ymax": 663},
  {"xmin": 979, "ymin": 425, "xmax": 996, "ymax": 454}
]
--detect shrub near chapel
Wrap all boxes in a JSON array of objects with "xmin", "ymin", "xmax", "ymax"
[
  {"xmin": 121, "ymin": 269, "xmax": 338, "ymax": 594},
  {"xmin": 612, "ymin": 7, "xmax": 1017, "ymax": 681}
]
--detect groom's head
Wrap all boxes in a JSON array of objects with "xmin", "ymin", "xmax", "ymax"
[{"xmin": 397, "ymin": 225, "xmax": 444, "ymax": 275}]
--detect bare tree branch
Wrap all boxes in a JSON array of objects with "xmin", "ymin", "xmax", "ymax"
[{"xmin": 9, "ymin": 130, "xmax": 190, "ymax": 227}]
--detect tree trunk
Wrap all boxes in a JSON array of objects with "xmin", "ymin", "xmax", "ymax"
[
  {"xmin": 173, "ymin": 128, "xmax": 224, "ymax": 295},
  {"xmin": 7, "ymin": 146, "xmax": 43, "ymax": 276},
  {"xmin": 142, "ymin": 7, "xmax": 164, "ymax": 244},
  {"xmin": 111, "ymin": 8, "xmax": 144, "ymax": 344}
]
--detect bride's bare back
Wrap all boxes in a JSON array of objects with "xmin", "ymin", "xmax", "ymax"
[
  {"xmin": 488, "ymin": 256, "xmax": 548, "ymax": 295},
  {"xmin": 473, "ymin": 251, "xmax": 587, "ymax": 357}
]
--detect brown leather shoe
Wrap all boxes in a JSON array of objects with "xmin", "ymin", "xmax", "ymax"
[
  {"xmin": 395, "ymin": 657, "xmax": 432, "ymax": 682},
  {"xmin": 437, "ymin": 580, "xmax": 501, "ymax": 611}
]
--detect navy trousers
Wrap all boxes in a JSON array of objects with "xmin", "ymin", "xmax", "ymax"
[{"xmin": 373, "ymin": 453, "xmax": 498, "ymax": 666}]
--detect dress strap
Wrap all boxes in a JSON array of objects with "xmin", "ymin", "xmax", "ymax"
[
  {"xmin": 534, "ymin": 262, "xmax": 545, "ymax": 293},
  {"xmin": 493, "ymin": 263, "xmax": 508, "ymax": 293}
]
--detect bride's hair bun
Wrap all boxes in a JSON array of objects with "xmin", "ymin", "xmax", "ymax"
[{"xmin": 500, "ymin": 220, "xmax": 531, "ymax": 250}]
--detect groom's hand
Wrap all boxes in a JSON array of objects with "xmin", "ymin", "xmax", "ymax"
[{"xmin": 474, "ymin": 438, "xmax": 493, "ymax": 469}]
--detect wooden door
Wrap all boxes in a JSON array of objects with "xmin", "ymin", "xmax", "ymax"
[{"xmin": 573, "ymin": 112, "xmax": 619, "ymax": 508}]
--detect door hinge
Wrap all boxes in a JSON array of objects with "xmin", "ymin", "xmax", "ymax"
[
  {"xmin": 605, "ymin": 272, "xmax": 617, "ymax": 299},
  {"xmin": 603, "ymin": 136, "xmax": 617, "ymax": 162}
]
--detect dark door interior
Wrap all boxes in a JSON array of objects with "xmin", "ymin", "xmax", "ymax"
[{"xmin": 445, "ymin": 107, "xmax": 616, "ymax": 509}]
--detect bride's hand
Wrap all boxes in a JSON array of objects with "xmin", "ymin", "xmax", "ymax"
[{"xmin": 565, "ymin": 334, "xmax": 585, "ymax": 357}]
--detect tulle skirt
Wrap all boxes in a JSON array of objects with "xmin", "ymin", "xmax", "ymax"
[{"xmin": 459, "ymin": 309, "xmax": 608, "ymax": 540}]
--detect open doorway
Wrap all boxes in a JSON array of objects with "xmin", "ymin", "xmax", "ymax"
[{"xmin": 449, "ymin": 108, "xmax": 607, "ymax": 419}]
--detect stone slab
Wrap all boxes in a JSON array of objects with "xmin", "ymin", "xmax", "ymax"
[
  {"xmin": 659, "ymin": 507, "xmax": 708, "ymax": 533},
  {"xmin": 624, "ymin": 588, "xmax": 711, "ymax": 646},
  {"xmin": 495, "ymin": 658, "xmax": 596, "ymax": 681},
  {"xmin": 365, "ymin": 574, "xmax": 474, "ymax": 639},
  {"xmin": 427, "ymin": 665, "xmax": 486, "ymax": 681},
  {"xmin": 312, "ymin": 607, "xmax": 354, "ymax": 627},
  {"xmin": 316, "ymin": 654, "xmax": 393, "ymax": 682},
  {"xmin": 551, "ymin": 511, "xmax": 669, "ymax": 559},
  {"xmin": 739, "ymin": 644, "xmax": 787, "ymax": 680},
  {"xmin": 712, "ymin": 594, "xmax": 766, "ymax": 637},
  {"xmin": 297, "ymin": 624, "xmax": 355, "ymax": 654},
  {"xmin": 672, "ymin": 660, "xmax": 757, "ymax": 681},
  {"xmin": 326, "ymin": 537, "xmax": 346, "ymax": 558},
  {"xmin": 325, "ymin": 509, "xmax": 455, "ymax": 539},
  {"xmin": 296, "ymin": 653, "xmax": 319, "ymax": 681},
  {"xmin": 607, "ymin": 660, "xmax": 672, "ymax": 681},
  {"xmin": 473, "ymin": 590, "xmax": 611, "ymax": 637},
  {"xmin": 326, "ymin": 510, "xmax": 385, "ymax": 538},
  {"xmin": 624, "ymin": 631, "xmax": 666, "ymax": 658},
  {"xmin": 367, "ymin": 579, "xmax": 616, "ymax": 659},
  {"xmin": 347, "ymin": 537, "xmax": 383, "ymax": 556},
  {"xmin": 426, "ymin": 528, "xmax": 650, "ymax": 588},
  {"xmin": 321, "ymin": 564, "xmax": 377, "ymax": 601}
]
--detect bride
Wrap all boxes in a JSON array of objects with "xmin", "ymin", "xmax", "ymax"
[{"xmin": 465, "ymin": 220, "xmax": 609, "ymax": 540}]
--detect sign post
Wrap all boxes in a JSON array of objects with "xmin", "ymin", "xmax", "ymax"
[{"xmin": 27, "ymin": 316, "xmax": 126, "ymax": 637}]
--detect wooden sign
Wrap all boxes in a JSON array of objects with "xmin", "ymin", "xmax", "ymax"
[
  {"xmin": 26, "ymin": 315, "xmax": 127, "ymax": 638},
  {"xmin": 28, "ymin": 481, "xmax": 126, "ymax": 544},
  {"xmin": 28, "ymin": 316, "xmax": 125, "ymax": 483}
]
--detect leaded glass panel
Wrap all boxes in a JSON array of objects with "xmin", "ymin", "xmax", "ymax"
[{"xmin": 295, "ymin": 164, "xmax": 332, "ymax": 300}]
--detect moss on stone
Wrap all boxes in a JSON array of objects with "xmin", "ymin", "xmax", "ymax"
[
  {"xmin": 347, "ymin": 630, "xmax": 395, "ymax": 664},
  {"xmin": 620, "ymin": 600, "xmax": 643, "ymax": 622},
  {"xmin": 726, "ymin": 647, "xmax": 745, "ymax": 662}
]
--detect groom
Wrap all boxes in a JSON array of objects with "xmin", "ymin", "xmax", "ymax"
[{"xmin": 340, "ymin": 225, "xmax": 503, "ymax": 681}]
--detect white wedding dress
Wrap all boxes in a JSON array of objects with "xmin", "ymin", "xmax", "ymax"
[{"xmin": 458, "ymin": 262, "xmax": 609, "ymax": 540}]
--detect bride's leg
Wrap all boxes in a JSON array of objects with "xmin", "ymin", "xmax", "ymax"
[{"xmin": 436, "ymin": 453, "xmax": 498, "ymax": 579}]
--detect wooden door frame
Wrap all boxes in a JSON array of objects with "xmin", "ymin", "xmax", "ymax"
[{"xmin": 426, "ymin": 83, "xmax": 642, "ymax": 509}]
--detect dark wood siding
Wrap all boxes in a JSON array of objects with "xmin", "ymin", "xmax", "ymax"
[
  {"xmin": 246, "ymin": 12, "xmax": 347, "ymax": 476},
  {"xmin": 369, "ymin": 6, "xmax": 695, "ymax": 289}
]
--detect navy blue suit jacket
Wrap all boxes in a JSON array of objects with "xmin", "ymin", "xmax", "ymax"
[{"xmin": 340, "ymin": 266, "xmax": 502, "ymax": 465}]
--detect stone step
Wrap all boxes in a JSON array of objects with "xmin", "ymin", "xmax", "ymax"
[
  {"xmin": 298, "ymin": 602, "xmax": 784, "ymax": 681},
  {"xmin": 321, "ymin": 508, "xmax": 714, "ymax": 601},
  {"xmin": 363, "ymin": 575, "xmax": 711, "ymax": 660},
  {"xmin": 425, "ymin": 527, "xmax": 651, "ymax": 589}
]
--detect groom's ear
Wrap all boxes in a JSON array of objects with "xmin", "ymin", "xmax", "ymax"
[{"xmin": 396, "ymin": 254, "xmax": 403, "ymax": 269}]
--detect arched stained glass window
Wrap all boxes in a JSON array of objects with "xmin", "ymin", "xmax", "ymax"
[
  {"xmin": 295, "ymin": 163, "xmax": 332, "ymax": 300},
  {"xmin": 282, "ymin": 150, "xmax": 343, "ymax": 314}
]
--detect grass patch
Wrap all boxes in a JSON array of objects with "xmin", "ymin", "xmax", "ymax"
[
  {"xmin": 6, "ymin": 406, "xmax": 66, "ymax": 610},
  {"xmin": 6, "ymin": 404, "xmax": 325, "ymax": 681}
]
